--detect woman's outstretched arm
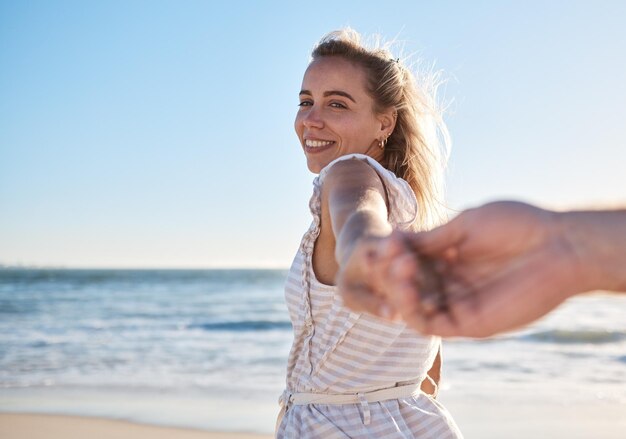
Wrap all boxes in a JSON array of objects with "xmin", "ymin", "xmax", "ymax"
[{"xmin": 315, "ymin": 159, "xmax": 392, "ymax": 287}]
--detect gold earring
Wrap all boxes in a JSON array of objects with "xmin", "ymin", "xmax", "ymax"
[{"xmin": 381, "ymin": 132, "xmax": 392, "ymax": 149}]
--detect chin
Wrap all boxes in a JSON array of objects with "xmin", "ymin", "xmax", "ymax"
[
  {"xmin": 306, "ymin": 160, "xmax": 323, "ymax": 174},
  {"xmin": 304, "ymin": 153, "xmax": 329, "ymax": 174}
]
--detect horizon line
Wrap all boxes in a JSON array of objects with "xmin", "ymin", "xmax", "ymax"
[{"xmin": 0, "ymin": 264, "xmax": 290, "ymax": 271}]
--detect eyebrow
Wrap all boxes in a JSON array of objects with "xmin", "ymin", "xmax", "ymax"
[{"xmin": 299, "ymin": 89, "xmax": 357, "ymax": 103}]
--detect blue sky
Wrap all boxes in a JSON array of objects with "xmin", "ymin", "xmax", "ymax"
[{"xmin": 1, "ymin": 1, "xmax": 625, "ymax": 268}]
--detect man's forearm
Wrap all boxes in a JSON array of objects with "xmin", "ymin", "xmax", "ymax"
[{"xmin": 560, "ymin": 209, "xmax": 626, "ymax": 293}]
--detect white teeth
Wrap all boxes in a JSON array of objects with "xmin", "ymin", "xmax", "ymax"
[{"xmin": 305, "ymin": 139, "xmax": 334, "ymax": 148}]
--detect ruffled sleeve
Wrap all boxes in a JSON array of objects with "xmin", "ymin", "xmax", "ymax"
[{"xmin": 314, "ymin": 153, "xmax": 418, "ymax": 230}]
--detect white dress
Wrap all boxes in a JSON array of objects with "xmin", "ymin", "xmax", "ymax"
[{"xmin": 277, "ymin": 154, "xmax": 463, "ymax": 438}]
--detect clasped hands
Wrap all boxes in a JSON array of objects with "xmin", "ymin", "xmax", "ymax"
[{"xmin": 337, "ymin": 201, "xmax": 584, "ymax": 338}]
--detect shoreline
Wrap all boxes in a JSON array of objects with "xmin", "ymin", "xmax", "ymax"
[{"xmin": 0, "ymin": 413, "xmax": 272, "ymax": 439}]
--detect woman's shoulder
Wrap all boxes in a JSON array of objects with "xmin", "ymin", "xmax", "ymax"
[
  {"xmin": 317, "ymin": 153, "xmax": 391, "ymax": 181},
  {"xmin": 316, "ymin": 153, "xmax": 418, "ymax": 228},
  {"xmin": 318, "ymin": 155, "xmax": 386, "ymax": 194}
]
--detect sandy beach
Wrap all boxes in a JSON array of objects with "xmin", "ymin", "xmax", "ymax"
[
  {"xmin": 3, "ymin": 398, "xmax": 626, "ymax": 439},
  {"xmin": 441, "ymin": 395, "xmax": 626, "ymax": 439},
  {"xmin": 0, "ymin": 413, "xmax": 272, "ymax": 439}
]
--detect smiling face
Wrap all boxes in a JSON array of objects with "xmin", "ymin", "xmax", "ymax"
[{"xmin": 295, "ymin": 56, "xmax": 393, "ymax": 173}]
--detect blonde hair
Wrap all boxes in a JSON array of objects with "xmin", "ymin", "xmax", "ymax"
[{"xmin": 311, "ymin": 29, "xmax": 451, "ymax": 229}]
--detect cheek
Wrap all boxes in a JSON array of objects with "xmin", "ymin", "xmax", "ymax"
[
  {"xmin": 343, "ymin": 123, "xmax": 369, "ymax": 145},
  {"xmin": 340, "ymin": 115, "xmax": 374, "ymax": 141}
]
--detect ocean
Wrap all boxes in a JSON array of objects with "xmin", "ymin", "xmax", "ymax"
[{"xmin": 1, "ymin": 268, "xmax": 625, "ymax": 434}]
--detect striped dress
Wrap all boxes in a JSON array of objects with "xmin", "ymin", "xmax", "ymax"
[{"xmin": 277, "ymin": 154, "xmax": 463, "ymax": 438}]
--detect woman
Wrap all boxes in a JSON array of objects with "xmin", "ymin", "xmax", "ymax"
[{"xmin": 277, "ymin": 29, "xmax": 462, "ymax": 438}]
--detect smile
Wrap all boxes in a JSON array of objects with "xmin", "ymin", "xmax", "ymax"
[{"xmin": 305, "ymin": 139, "xmax": 335, "ymax": 148}]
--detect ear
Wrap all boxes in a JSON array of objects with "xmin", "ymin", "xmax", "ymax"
[{"xmin": 376, "ymin": 108, "xmax": 397, "ymax": 137}]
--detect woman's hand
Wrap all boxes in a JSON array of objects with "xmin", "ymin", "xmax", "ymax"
[{"xmin": 336, "ymin": 235, "xmax": 394, "ymax": 315}]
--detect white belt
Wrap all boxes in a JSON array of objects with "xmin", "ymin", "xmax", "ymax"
[
  {"xmin": 276, "ymin": 383, "xmax": 422, "ymax": 430},
  {"xmin": 283, "ymin": 382, "xmax": 421, "ymax": 405}
]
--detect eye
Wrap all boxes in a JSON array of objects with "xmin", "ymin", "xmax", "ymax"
[
  {"xmin": 330, "ymin": 101, "xmax": 347, "ymax": 109},
  {"xmin": 298, "ymin": 100, "xmax": 313, "ymax": 107}
]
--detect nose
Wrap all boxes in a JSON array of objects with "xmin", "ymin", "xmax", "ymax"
[{"xmin": 301, "ymin": 105, "xmax": 324, "ymax": 129}]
